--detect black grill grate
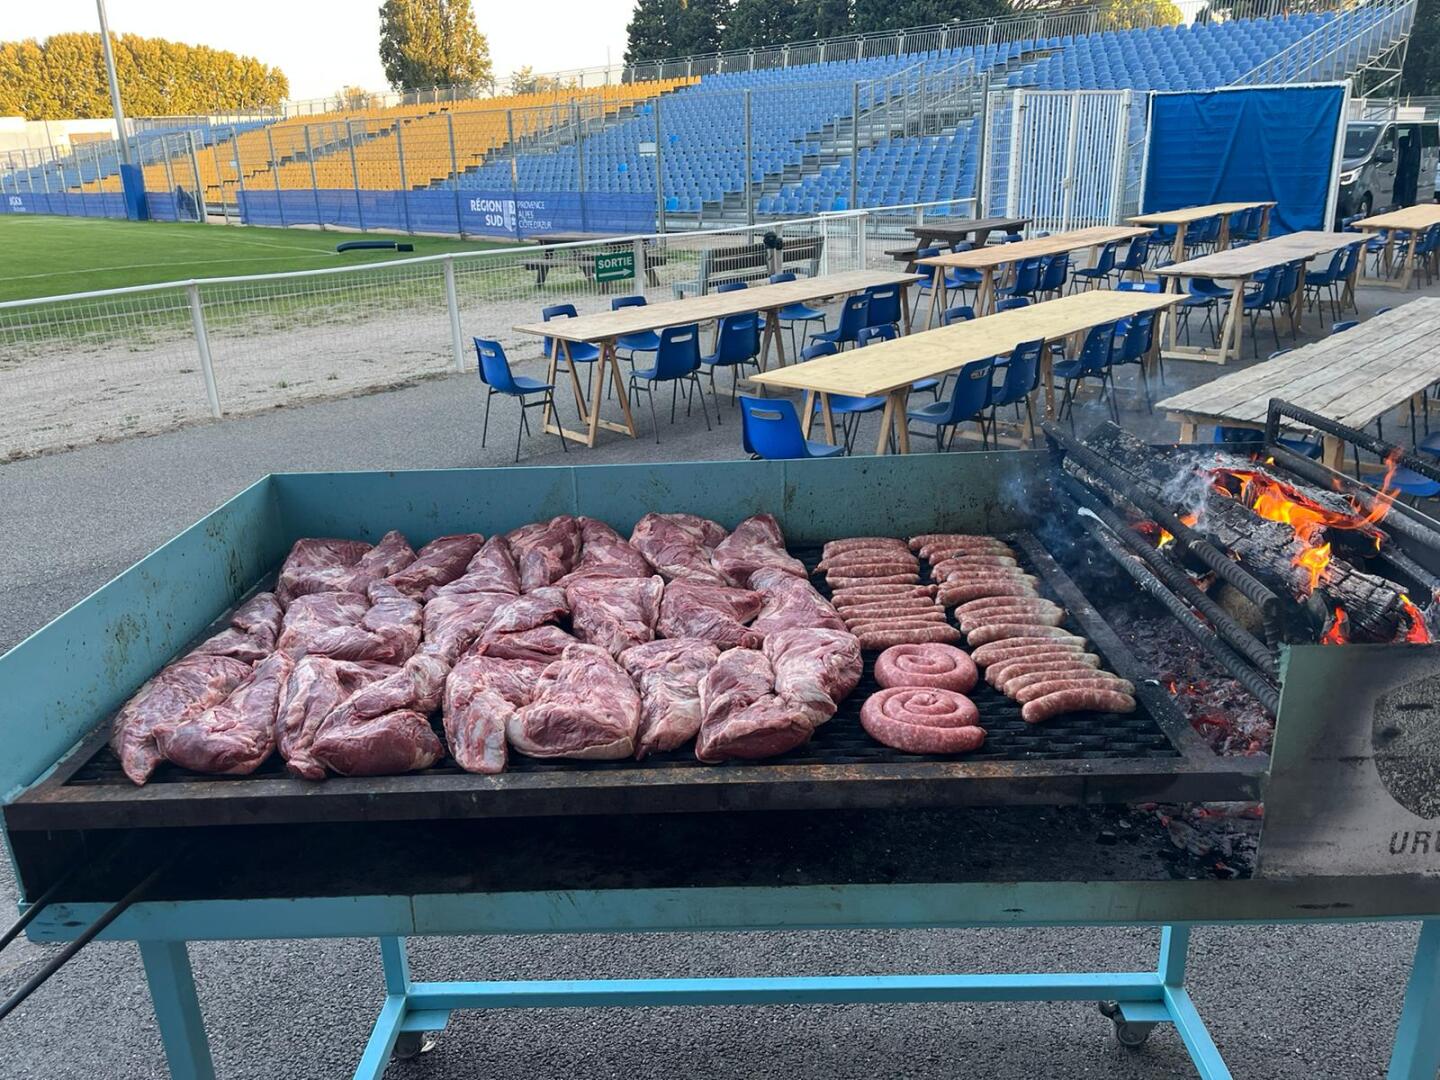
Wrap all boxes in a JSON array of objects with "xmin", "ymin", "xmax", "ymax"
[{"xmin": 64, "ymin": 535, "xmax": 1177, "ymax": 790}]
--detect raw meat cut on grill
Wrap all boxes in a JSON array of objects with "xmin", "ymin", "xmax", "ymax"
[
  {"xmin": 656, "ymin": 578, "xmax": 764, "ymax": 650},
  {"xmin": 307, "ymin": 652, "xmax": 449, "ymax": 777},
  {"xmin": 860, "ymin": 687, "xmax": 985, "ymax": 754},
  {"xmin": 277, "ymin": 585, "xmax": 422, "ymax": 664},
  {"xmin": 383, "ymin": 534, "xmax": 486, "ymax": 600},
  {"xmin": 874, "ymin": 644, "xmax": 977, "ymax": 692},
  {"xmin": 481, "ymin": 587, "xmax": 569, "ymax": 639},
  {"xmin": 508, "ymin": 643, "xmax": 642, "ymax": 759},
  {"xmin": 749, "ymin": 566, "xmax": 846, "ymax": 636},
  {"xmin": 711, "ymin": 513, "xmax": 807, "ymax": 586},
  {"xmin": 443, "ymin": 654, "xmax": 548, "ymax": 773},
  {"xmin": 558, "ymin": 517, "xmax": 653, "ymax": 583},
  {"xmin": 566, "ymin": 575, "xmax": 664, "ymax": 657},
  {"xmin": 152, "ymin": 651, "xmax": 294, "ymax": 776},
  {"xmin": 507, "ymin": 515, "xmax": 582, "ymax": 592},
  {"xmin": 620, "ymin": 637, "xmax": 721, "ymax": 758},
  {"xmin": 275, "ymin": 531, "xmax": 416, "ymax": 607},
  {"xmin": 191, "ymin": 592, "xmax": 284, "ymax": 663},
  {"xmin": 629, "ymin": 512, "xmax": 733, "ymax": 586},
  {"xmin": 695, "ymin": 648, "xmax": 815, "ymax": 762},
  {"xmin": 478, "ymin": 624, "xmax": 579, "ymax": 662},
  {"xmin": 429, "ymin": 536, "xmax": 521, "ymax": 599},
  {"xmin": 763, "ymin": 627, "xmax": 862, "ymax": 726},
  {"xmin": 421, "ymin": 591, "xmax": 512, "ymax": 663},
  {"xmin": 275, "ymin": 656, "xmax": 397, "ymax": 779},
  {"xmin": 111, "ymin": 652, "xmax": 254, "ymax": 785}
]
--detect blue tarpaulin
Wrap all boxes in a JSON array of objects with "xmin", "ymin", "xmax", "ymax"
[
  {"xmin": 1143, "ymin": 85, "xmax": 1344, "ymax": 234},
  {"xmin": 0, "ymin": 191, "xmax": 128, "ymax": 219}
]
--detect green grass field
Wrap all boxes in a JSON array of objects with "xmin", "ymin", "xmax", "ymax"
[{"xmin": 0, "ymin": 216, "xmax": 508, "ymax": 303}]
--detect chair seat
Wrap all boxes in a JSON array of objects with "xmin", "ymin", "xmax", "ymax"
[
  {"xmin": 617, "ymin": 331, "xmax": 661, "ymax": 352},
  {"xmin": 701, "ymin": 352, "xmax": 755, "ymax": 370},
  {"xmin": 1072, "ymin": 266, "xmax": 1107, "ymax": 278},
  {"xmin": 806, "ymin": 441, "xmax": 847, "ymax": 458},
  {"xmin": 1390, "ymin": 466, "xmax": 1440, "ymax": 497},
  {"xmin": 907, "ymin": 399, "xmax": 960, "ymax": 423},
  {"xmin": 548, "ymin": 341, "xmax": 600, "ymax": 363},
  {"xmin": 1304, "ymin": 272, "xmax": 1336, "ymax": 287},
  {"xmin": 779, "ymin": 303, "xmax": 825, "ymax": 321},
  {"xmin": 1277, "ymin": 437, "xmax": 1322, "ymax": 460},
  {"xmin": 815, "ymin": 394, "xmax": 886, "ymax": 414},
  {"xmin": 1053, "ymin": 359, "xmax": 1087, "ymax": 379},
  {"xmin": 508, "ymin": 375, "xmax": 554, "ymax": 394},
  {"xmin": 912, "ymin": 378, "xmax": 940, "ymax": 393},
  {"xmin": 631, "ymin": 366, "xmax": 676, "ymax": 382},
  {"xmin": 946, "ymin": 270, "xmax": 982, "ymax": 286},
  {"xmin": 1418, "ymin": 431, "xmax": 1440, "ymax": 456}
]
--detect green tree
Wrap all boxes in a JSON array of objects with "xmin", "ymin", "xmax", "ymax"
[
  {"xmin": 1097, "ymin": 0, "xmax": 1181, "ymax": 29},
  {"xmin": 802, "ymin": 0, "xmax": 853, "ymax": 39},
  {"xmin": 853, "ymin": 0, "xmax": 1008, "ymax": 33},
  {"xmin": 378, "ymin": 0, "xmax": 493, "ymax": 93},
  {"xmin": 723, "ymin": 0, "xmax": 800, "ymax": 49},
  {"xmin": 1401, "ymin": 0, "xmax": 1440, "ymax": 94},
  {"xmin": 626, "ymin": 0, "xmax": 676, "ymax": 62},
  {"xmin": 0, "ymin": 33, "xmax": 286, "ymax": 120},
  {"xmin": 678, "ymin": 0, "xmax": 731, "ymax": 54}
]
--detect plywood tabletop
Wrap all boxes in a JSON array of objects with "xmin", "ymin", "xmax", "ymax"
[
  {"xmin": 1156, "ymin": 231, "xmax": 1359, "ymax": 280},
  {"xmin": 914, "ymin": 226, "xmax": 1152, "ymax": 270},
  {"xmin": 1157, "ymin": 297, "xmax": 1440, "ymax": 431},
  {"xmin": 1129, "ymin": 201, "xmax": 1276, "ymax": 226},
  {"xmin": 752, "ymin": 289, "xmax": 1183, "ymax": 398},
  {"xmin": 513, "ymin": 269, "xmax": 922, "ymax": 342},
  {"xmin": 1353, "ymin": 204, "xmax": 1440, "ymax": 231}
]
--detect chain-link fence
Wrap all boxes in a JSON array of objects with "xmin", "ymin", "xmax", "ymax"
[{"xmin": 0, "ymin": 201, "xmax": 968, "ymax": 461}]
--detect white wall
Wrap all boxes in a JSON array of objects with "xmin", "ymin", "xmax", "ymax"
[{"xmin": 0, "ymin": 117, "xmax": 131, "ymax": 154}]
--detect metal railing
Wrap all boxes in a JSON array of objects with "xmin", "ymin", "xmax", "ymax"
[{"xmin": 1230, "ymin": 0, "xmax": 1417, "ymax": 89}]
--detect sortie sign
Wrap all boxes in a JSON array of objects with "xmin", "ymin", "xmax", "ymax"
[{"xmin": 594, "ymin": 250, "xmax": 636, "ymax": 284}]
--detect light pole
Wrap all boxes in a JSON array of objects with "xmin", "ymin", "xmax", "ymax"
[{"xmin": 96, "ymin": 0, "xmax": 131, "ymax": 163}]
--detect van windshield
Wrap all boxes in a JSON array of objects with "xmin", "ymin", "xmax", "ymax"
[{"xmin": 1345, "ymin": 124, "xmax": 1382, "ymax": 158}]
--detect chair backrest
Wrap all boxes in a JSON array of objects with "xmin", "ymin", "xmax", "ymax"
[
  {"xmin": 1320, "ymin": 246, "xmax": 1347, "ymax": 278},
  {"xmin": 996, "ymin": 297, "xmax": 1031, "ymax": 312},
  {"xmin": 768, "ymin": 272, "xmax": 797, "ymax": 284},
  {"xmin": 1339, "ymin": 242, "xmax": 1362, "ymax": 276},
  {"xmin": 857, "ymin": 324, "xmax": 898, "ymax": 348},
  {"xmin": 915, "ymin": 246, "xmax": 942, "ymax": 260},
  {"xmin": 713, "ymin": 313, "xmax": 760, "ymax": 363},
  {"xmin": 611, "ymin": 295, "xmax": 647, "ymax": 311},
  {"xmin": 864, "ymin": 284, "xmax": 902, "ymax": 326},
  {"xmin": 801, "ymin": 341, "xmax": 838, "ymax": 361},
  {"xmin": 942, "ymin": 357, "xmax": 996, "ymax": 422},
  {"xmin": 739, "ymin": 396, "xmax": 810, "ymax": 460},
  {"xmin": 655, "ymin": 324, "xmax": 702, "ymax": 378},
  {"xmin": 715, "ymin": 280, "xmax": 748, "ymax": 293},
  {"xmin": 1079, "ymin": 322, "xmax": 1117, "ymax": 373},
  {"xmin": 998, "ymin": 340, "xmax": 1044, "ymax": 401},
  {"xmin": 1011, "ymin": 257, "xmax": 1043, "ymax": 295},
  {"xmin": 835, "ymin": 294, "xmax": 871, "ymax": 340},
  {"xmin": 941, "ymin": 305, "xmax": 976, "ymax": 326},
  {"xmin": 1093, "ymin": 242, "xmax": 1118, "ymax": 274},
  {"xmin": 541, "ymin": 303, "xmax": 579, "ymax": 359},
  {"xmin": 1261, "ymin": 268, "xmax": 1285, "ymax": 303},
  {"xmin": 1120, "ymin": 235, "xmax": 1149, "ymax": 269},
  {"xmin": 1039, "ymin": 253, "xmax": 1069, "ymax": 291},
  {"xmin": 1119, "ymin": 313, "xmax": 1155, "ymax": 361},
  {"xmin": 1276, "ymin": 261, "xmax": 1302, "ymax": 298},
  {"xmin": 474, "ymin": 338, "xmax": 520, "ymax": 394},
  {"xmin": 1117, "ymin": 280, "xmax": 1161, "ymax": 293}
]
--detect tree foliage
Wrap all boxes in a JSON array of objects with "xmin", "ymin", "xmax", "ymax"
[
  {"xmin": 1096, "ymin": 0, "xmax": 1181, "ymax": 29},
  {"xmin": 378, "ymin": 0, "xmax": 493, "ymax": 93},
  {"xmin": 1401, "ymin": 0, "xmax": 1439, "ymax": 95},
  {"xmin": 0, "ymin": 33, "xmax": 287, "ymax": 121}
]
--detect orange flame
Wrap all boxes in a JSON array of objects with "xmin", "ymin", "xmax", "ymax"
[
  {"xmin": 1400, "ymin": 595, "xmax": 1432, "ymax": 644},
  {"xmin": 1321, "ymin": 606, "xmax": 1348, "ymax": 645},
  {"xmin": 1294, "ymin": 542, "xmax": 1332, "ymax": 593}
]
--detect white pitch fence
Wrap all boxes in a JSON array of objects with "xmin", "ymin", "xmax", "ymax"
[{"xmin": 0, "ymin": 200, "xmax": 971, "ymax": 461}]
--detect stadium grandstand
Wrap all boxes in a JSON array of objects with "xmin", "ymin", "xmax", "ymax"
[{"xmin": 0, "ymin": 0, "xmax": 1418, "ymax": 231}]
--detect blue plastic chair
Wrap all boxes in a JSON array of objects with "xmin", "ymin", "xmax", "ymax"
[
  {"xmin": 802, "ymin": 341, "xmax": 885, "ymax": 453},
  {"xmin": 1111, "ymin": 311, "xmax": 1157, "ymax": 411},
  {"xmin": 610, "ymin": 296, "xmax": 660, "ymax": 366},
  {"xmin": 864, "ymin": 283, "xmax": 903, "ymax": 332},
  {"xmin": 1234, "ymin": 268, "xmax": 1283, "ymax": 358},
  {"xmin": 997, "ymin": 257, "xmax": 1043, "ymax": 302},
  {"xmin": 770, "ymin": 271, "xmax": 826, "ymax": 358},
  {"xmin": 739, "ymin": 396, "xmax": 844, "ymax": 460},
  {"xmin": 1304, "ymin": 246, "xmax": 1349, "ymax": 327},
  {"xmin": 907, "ymin": 357, "xmax": 996, "ymax": 451},
  {"xmin": 941, "ymin": 242, "xmax": 984, "ymax": 301},
  {"xmin": 701, "ymin": 313, "xmax": 760, "ymax": 411},
  {"xmin": 629, "ymin": 324, "xmax": 710, "ymax": 443},
  {"xmin": 941, "ymin": 305, "xmax": 976, "ymax": 326},
  {"xmin": 1332, "ymin": 320, "xmax": 1360, "ymax": 334},
  {"xmin": 715, "ymin": 281, "xmax": 749, "ymax": 294},
  {"xmin": 1055, "ymin": 322, "xmax": 1120, "ymax": 427},
  {"xmin": 474, "ymin": 338, "xmax": 566, "ymax": 462},
  {"xmin": 1114, "ymin": 235, "xmax": 1151, "ymax": 284},
  {"xmin": 984, "ymin": 339, "xmax": 1043, "ymax": 445},
  {"xmin": 913, "ymin": 245, "xmax": 948, "ymax": 306},
  {"xmin": 1037, "ymin": 253, "xmax": 1069, "ymax": 298},
  {"xmin": 541, "ymin": 304, "xmax": 600, "ymax": 369},
  {"xmin": 1388, "ymin": 467, "xmax": 1440, "ymax": 503},
  {"xmin": 1071, "ymin": 242, "xmax": 1119, "ymax": 291},
  {"xmin": 995, "ymin": 297, "xmax": 1031, "ymax": 313},
  {"xmin": 810, "ymin": 294, "xmax": 870, "ymax": 350}
]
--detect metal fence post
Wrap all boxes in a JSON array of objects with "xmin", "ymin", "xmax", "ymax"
[
  {"xmin": 507, "ymin": 109, "xmax": 519, "ymax": 199},
  {"xmin": 850, "ymin": 82, "xmax": 861, "ymax": 212},
  {"xmin": 744, "ymin": 90, "xmax": 754, "ymax": 226},
  {"xmin": 975, "ymin": 75, "xmax": 992, "ymax": 217},
  {"xmin": 303, "ymin": 125, "xmax": 323, "ymax": 228},
  {"xmin": 210, "ymin": 134, "xmax": 230, "ymax": 224},
  {"xmin": 265, "ymin": 126, "xmax": 286, "ymax": 227},
  {"xmin": 186, "ymin": 283, "xmax": 222, "ymax": 418},
  {"xmin": 187, "ymin": 131, "xmax": 205, "ymax": 222},
  {"xmin": 443, "ymin": 256, "xmax": 466, "ymax": 373},
  {"xmin": 577, "ymin": 104, "xmax": 588, "ymax": 234},
  {"xmin": 395, "ymin": 121, "xmax": 413, "ymax": 234},
  {"xmin": 345, "ymin": 120, "xmax": 366, "ymax": 231},
  {"xmin": 448, "ymin": 113, "xmax": 464, "ymax": 236},
  {"xmin": 231, "ymin": 128, "xmax": 247, "ymax": 222},
  {"xmin": 655, "ymin": 94, "xmax": 667, "ymax": 234}
]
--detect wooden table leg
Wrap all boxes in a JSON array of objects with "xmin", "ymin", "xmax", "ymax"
[
  {"xmin": 541, "ymin": 343, "xmax": 561, "ymax": 432},
  {"xmin": 584, "ymin": 346, "xmax": 604, "ymax": 447},
  {"xmin": 977, "ymin": 269, "xmax": 996, "ymax": 315},
  {"xmin": 1163, "ymin": 274, "xmax": 1181, "ymax": 353},
  {"xmin": 800, "ymin": 390, "xmax": 817, "ymax": 438},
  {"xmin": 1041, "ymin": 343, "xmax": 1055, "ymax": 419},
  {"xmin": 1322, "ymin": 435, "xmax": 1345, "ymax": 473},
  {"xmin": 607, "ymin": 342, "xmax": 637, "ymax": 438},
  {"xmin": 927, "ymin": 267, "xmax": 944, "ymax": 328},
  {"xmin": 1171, "ymin": 222, "xmax": 1188, "ymax": 265},
  {"xmin": 874, "ymin": 396, "xmax": 897, "ymax": 455},
  {"xmin": 901, "ymin": 288, "xmax": 913, "ymax": 335},
  {"xmin": 1384, "ymin": 231, "xmax": 1397, "ymax": 279},
  {"xmin": 1217, "ymin": 214, "xmax": 1231, "ymax": 252},
  {"xmin": 1177, "ymin": 419, "xmax": 1197, "ymax": 444},
  {"xmin": 1401, "ymin": 234, "xmax": 1418, "ymax": 290},
  {"xmin": 893, "ymin": 390, "xmax": 911, "ymax": 453},
  {"xmin": 1258, "ymin": 206, "xmax": 1271, "ymax": 241},
  {"xmin": 1217, "ymin": 281, "xmax": 1246, "ymax": 364},
  {"xmin": 1289, "ymin": 267, "xmax": 1305, "ymax": 336},
  {"xmin": 818, "ymin": 392, "xmax": 836, "ymax": 445}
]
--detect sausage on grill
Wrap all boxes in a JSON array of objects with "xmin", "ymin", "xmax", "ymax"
[
  {"xmin": 874, "ymin": 643, "xmax": 978, "ymax": 692},
  {"xmin": 830, "ymin": 573, "xmax": 920, "ymax": 589},
  {"xmin": 838, "ymin": 597, "xmax": 946, "ymax": 617},
  {"xmin": 956, "ymin": 595, "xmax": 1060, "ymax": 617},
  {"xmin": 989, "ymin": 655, "xmax": 1103, "ymax": 689},
  {"xmin": 971, "ymin": 637, "xmax": 1089, "ymax": 667},
  {"xmin": 959, "ymin": 609, "xmax": 1065, "ymax": 633},
  {"xmin": 1022, "ymin": 688, "xmax": 1137, "ymax": 724},
  {"xmin": 1014, "ymin": 674, "xmax": 1135, "ymax": 704},
  {"xmin": 921, "ymin": 540, "xmax": 1017, "ymax": 561},
  {"xmin": 938, "ymin": 569, "xmax": 1037, "ymax": 587},
  {"xmin": 817, "ymin": 550, "xmax": 920, "ymax": 573},
  {"xmin": 831, "ymin": 584, "xmax": 937, "ymax": 605},
  {"xmin": 938, "ymin": 581, "xmax": 1039, "ymax": 606},
  {"xmin": 967, "ymin": 623, "xmax": 1084, "ymax": 647},
  {"xmin": 910, "ymin": 533, "xmax": 1006, "ymax": 553},
  {"xmin": 930, "ymin": 554, "xmax": 1019, "ymax": 575},
  {"xmin": 846, "ymin": 612, "xmax": 950, "ymax": 633},
  {"xmin": 860, "ymin": 686, "xmax": 985, "ymax": 754},
  {"xmin": 857, "ymin": 624, "xmax": 963, "ymax": 649},
  {"xmin": 823, "ymin": 537, "xmax": 909, "ymax": 560}
]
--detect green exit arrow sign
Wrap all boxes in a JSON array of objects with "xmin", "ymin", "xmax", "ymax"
[{"xmin": 594, "ymin": 250, "xmax": 636, "ymax": 284}]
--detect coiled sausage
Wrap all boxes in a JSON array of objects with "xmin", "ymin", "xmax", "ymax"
[
  {"xmin": 860, "ymin": 687, "xmax": 985, "ymax": 754},
  {"xmin": 874, "ymin": 643, "xmax": 978, "ymax": 692}
]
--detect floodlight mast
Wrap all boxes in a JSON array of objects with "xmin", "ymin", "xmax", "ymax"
[{"xmin": 96, "ymin": 0, "xmax": 131, "ymax": 165}]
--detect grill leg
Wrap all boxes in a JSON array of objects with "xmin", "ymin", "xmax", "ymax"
[
  {"xmin": 481, "ymin": 388, "xmax": 493, "ymax": 449},
  {"xmin": 1390, "ymin": 922, "xmax": 1440, "ymax": 1080},
  {"xmin": 140, "ymin": 940, "xmax": 216, "ymax": 1080}
]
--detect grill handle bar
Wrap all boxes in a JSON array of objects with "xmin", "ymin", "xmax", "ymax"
[
  {"xmin": 1043, "ymin": 421, "xmax": 1293, "ymax": 646},
  {"xmin": 1058, "ymin": 476, "xmax": 1278, "ymax": 677},
  {"xmin": 0, "ymin": 874, "xmax": 73, "ymax": 957},
  {"xmin": 0, "ymin": 856, "xmax": 175, "ymax": 1024},
  {"xmin": 1063, "ymin": 494, "xmax": 1282, "ymax": 716},
  {"xmin": 1265, "ymin": 398, "xmax": 1440, "ymax": 485}
]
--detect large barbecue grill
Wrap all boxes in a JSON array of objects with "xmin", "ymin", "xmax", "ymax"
[{"xmin": 5, "ymin": 447, "xmax": 1440, "ymax": 1080}]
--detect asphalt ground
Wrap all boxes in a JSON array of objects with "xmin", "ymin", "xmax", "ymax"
[{"xmin": 1, "ymin": 273, "xmax": 1437, "ymax": 1078}]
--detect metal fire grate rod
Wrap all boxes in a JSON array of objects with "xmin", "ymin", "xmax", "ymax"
[{"xmin": 1265, "ymin": 398, "xmax": 1440, "ymax": 485}]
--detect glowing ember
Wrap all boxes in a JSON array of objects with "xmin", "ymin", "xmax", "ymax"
[
  {"xmin": 1400, "ymin": 595, "xmax": 1432, "ymax": 644},
  {"xmin": 1321, "ymin": 607, "xmax": 1348, "ymax": 645}
]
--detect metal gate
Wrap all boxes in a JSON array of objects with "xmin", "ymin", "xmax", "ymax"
[
  {"xmin": 138, "ymin": 130, "xmax": 207, "ymax": 223},
  {"xmin": 984, "ymin": 89, "xmax": 1149, "ymax": 233}
]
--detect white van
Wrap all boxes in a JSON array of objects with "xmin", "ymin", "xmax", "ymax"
[{"xmin": 1336, "ymin": 119, "xmax": 1440, "ymax": 223}]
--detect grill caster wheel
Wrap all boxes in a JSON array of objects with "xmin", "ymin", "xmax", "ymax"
[
  {"xmin": 392, "ymin": 1031, "xmax": 439, "ymax": 1061},
  {"xmin": 1098, "ymin": 1000, "xmax": 1156, "ymax": 1049}
]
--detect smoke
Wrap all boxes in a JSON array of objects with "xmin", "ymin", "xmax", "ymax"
[{"xmin": 1158, "ymin": 456, "xmax": 1216, "ymax": 525}]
